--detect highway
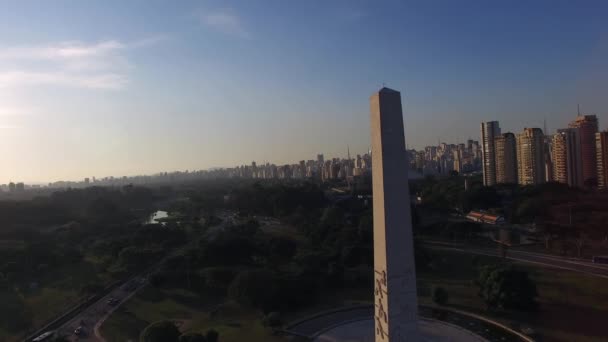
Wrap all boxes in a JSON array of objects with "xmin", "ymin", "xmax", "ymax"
[
  {"xmin": 425, "ymin": 241, "xmax": 608, "ymax": 279},
  {"xmin": 61, "ymin": 276, "xmax": 148, "ymax": 342}
]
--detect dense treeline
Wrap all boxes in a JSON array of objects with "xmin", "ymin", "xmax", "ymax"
[
  {"xmin": 0, "ymin": 185, "xmax": 177, "ymax": 334},
  {"xmin": 415, "ymin": 174, "xmax": 608, "ymax": 257}
]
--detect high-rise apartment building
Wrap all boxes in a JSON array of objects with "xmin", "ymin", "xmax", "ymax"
[
  {"xmin": 481, "ymin": 121, "xmax": 501, "ymax": 186},
  {"xmin": 317, "ymin": 154, "xmax": 324, "ymax": 167},
  {"xmin": 453, "ymin": 149, "xmax": 462, "ymax": 174},
  {"xmin": 516, "ymin": 128, "xmax": 545, "ymax": 185},
  {"xmin": 596, "ymin": 131, "xmax": 608, "ymax": 189},
  {"xmin": 569, "ymin": 115, "xmax": 599, "ymax": 186},
  {"xmin": 552, "ymin": 128, "xmax": 582, "ymax": 188},
  {"xmin": 494, "ymin": 132, "xmax": 517, "ymax": 184}
]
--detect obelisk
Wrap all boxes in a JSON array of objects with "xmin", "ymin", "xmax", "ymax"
[{"xmin": 370, "ymin": 88, "xmax": 419, "ymax": 341}]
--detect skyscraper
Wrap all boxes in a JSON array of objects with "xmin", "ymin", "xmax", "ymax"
[
  {"xmin": 481, "ymin": 121, "xmax": 501, "ymax": 186},
  {"xmin": 596, "ymin": 131, "xmax": 608, "ymax": 190},
  {"xmin": 370, "ymin": 87, "xmax": 418, "ymax": 340},
  {"xmin": 517, "ymin": 128, "xmax": 546, "ymax": 185},
  {"xmin": 569, "ymin": 115, "xmax": 599, "ymax": 186},
  {"xmin": 552, "ymin": 128, "xmax": 582, "ymax": 188},
  {"xmin": 453, "ymin": 149, "xmax": 462, "ymax": 174},
  {"xmin": 494, "ymin": 133, "xmax": 517, "ymax": 184}
]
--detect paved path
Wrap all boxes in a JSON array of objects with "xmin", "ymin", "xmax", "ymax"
[{"xmin": 425, "ymin": 241, "xmax": 608, "ymax": 279}]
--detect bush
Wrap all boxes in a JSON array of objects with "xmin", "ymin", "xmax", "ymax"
[
  {"xmin": 140, "ymin": 320, "xmax": 180, "ymax": 342},
  {"xmin": 432, "ymin": 287, "xmax": 449, "ymax": 306},
  {"xmin": 205, "ymin": 329, "xmax": 219, "ymax": 342},
  {"xmin": 475, "ymin": 264, "xmax": 538, "ymax": 311}
]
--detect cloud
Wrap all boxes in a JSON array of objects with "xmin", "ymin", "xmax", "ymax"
[
  {"xmin": 0, "ymin": 40, "xmax": 125, "ymax": 62},
  {"xmin": 132, "ymin": 34, "xmax": 171, "ymax": 48},
  {"xmin": 0, "ymin": 37, "xmax": 163, "ymax": 90},
  {"xmin": 0, "ymin": 105, "xmax": 38, "ymax": 116},
  {"xmin": 199, "ymin": 9, "xmax": 250, "ymax": 39},
  {"xmin": 0, "ymin": 124, "xmax": 20, "ymax": 129},
  {"xmin": 0, "ymin": 71, "xmax": 127, "ymax": 89}
]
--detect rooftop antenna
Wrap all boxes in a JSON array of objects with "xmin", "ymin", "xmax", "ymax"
[
  {"xmin": 347, "ymin": 145, "xmax": 351, "ymax": 161},
  {"xmin": 543, "ymin": 116, "xmax": 547, "ymax": 134},
  {"xmin": 577, "ymin": 104, "xmax": 581, "ymax": 116}
]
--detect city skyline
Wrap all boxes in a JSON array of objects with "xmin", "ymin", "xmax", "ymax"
[{"xmin": 1, "ymin": 1, "xmax": 607, "ymax": 182}]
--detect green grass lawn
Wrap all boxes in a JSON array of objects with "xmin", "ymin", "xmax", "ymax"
[
  {"xmin": 419, "ymin": 249, "xmax": 608, "ymax": 342},
  {"xmin": 100, "ymin": 286, "xmax": 286, "ymax": 342}
]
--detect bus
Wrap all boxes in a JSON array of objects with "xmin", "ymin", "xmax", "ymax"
[
  {"xmin": 32, "ymin": 331, "xmax": 54, "ymax": 341},
  {"xmin": 592, "ymin": 256, "xmax": 608, "ymax": 264}
]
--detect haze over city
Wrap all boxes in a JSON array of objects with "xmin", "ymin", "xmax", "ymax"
[{"xmin": 1, "ymin": 0, "xmax": 607, "ymax": 182}]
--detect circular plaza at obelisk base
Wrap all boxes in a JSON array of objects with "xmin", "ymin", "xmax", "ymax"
[
  {"xmin": 285, "ymin": 305, "xmax": 530, "ymax": 341},
  {"xmin": 314, "ymin": 318, "xmax": 486, "ymax": 342}
]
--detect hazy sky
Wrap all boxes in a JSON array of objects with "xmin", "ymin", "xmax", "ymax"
[{"xmin": 1, "ymin": 0, "xmax": 607, "ymax": 182}]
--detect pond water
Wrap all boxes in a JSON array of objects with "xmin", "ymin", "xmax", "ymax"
[{"xmin": 147, "ymin": 210, "xmax": 168, "ymax": 225}]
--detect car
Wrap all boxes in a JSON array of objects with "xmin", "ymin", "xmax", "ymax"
[
  {"xmin": 592, "ymin": 256, "xmax": 608, "ymax": 264},
  {"xmin": 106, "ymin": 297, "xmax": 119, "ymax": 306},
  {"xmin": 123, "ymin": 281, "xmax": 137, "ymax": 291}
]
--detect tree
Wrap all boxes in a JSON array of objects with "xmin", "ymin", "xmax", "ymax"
[
  {"xmin": 206, "ymin": 329, "xmax": 219, "ymax": 342},
  {"xmin": 228, "ymin": 269, "xmax": 278, "ymax": 311},
  {"xmin": 140, "ymin": 321, "xmax": 181, "ymax": 342},
  {"xmin": 51, "ymin": 337, "xmax": 70, "ymax": 342},
  {"xmin": 514, "ymin": 198, "xmax": 547, "ymax": 223},
  {"xmin": 262, "ymin": 311, "xmax": 282, "ymax": 328},
  {"xmin": 475, "ymin": 264, "xmax": 537, "ymax": 311},
  {"xmin": 179, "ymin": 333, "xmax": 207, "ymax": 342},
  {"xmin": 200, "ymin": 233, "xmax": 256, "ymax": 266},
  {"xmin": 573, "ymin": 230, "xmax": 589, "ymax": 258},
  {"xmin": 0, "ymin": 289, "xmax": 31, "ymax": 331},
  {"xmin": 432, "ymin": 287, "xmax": 449, "ymax": 306}
]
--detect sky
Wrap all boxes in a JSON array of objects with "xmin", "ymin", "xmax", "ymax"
[{"xmin": 0, "ymin": 0, "xmax": 607, "ymax": 183}]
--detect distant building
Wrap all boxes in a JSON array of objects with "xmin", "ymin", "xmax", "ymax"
[
  {"xmin": 494, "ymin": 132, "xmax": 517, "ymax": 184},
  {"xmin": 569, "ymin": 115, "xmax": 599, "ymax": 186},
  {"xmin": 466, "ymin": 210, "xmax": 505, "ymax": 225},
  {"xmin": 8, "ymin": 182, "xmax": 15, "ymax": 192},
  {"xmin": 596, "ymin": 131, "xmax": 608, "ymax": 189},
  {"xmin": 517, "ymin": 128, "xmax": 545, "ymax": 185},
  {"xmin": 552, "ymin": 128, "xmax": 583, "ymax": 188},
  {"xmin": 481, "ymin": 121, "xmax": 501, "ymax": 186},
  {"xmin": 15, "ymin": 182, "xmax": 25, "ymax": 192}
]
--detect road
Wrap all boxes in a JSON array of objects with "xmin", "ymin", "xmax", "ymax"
[
  {"xmin": 425, "ymin": 241, "xmax": 608, "ymax": 279},
  {"xmin": 59, "ymin": 277, "xmax": 148, "ymax": 341},
  {"xmin": 27, "ymin": 212, "xmax": 232, "ymax": 342}
]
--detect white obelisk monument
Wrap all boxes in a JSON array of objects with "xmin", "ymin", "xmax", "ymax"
[{"xmin": 370, "ymin": 88, "xmax": 419, "ymax": 341}]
